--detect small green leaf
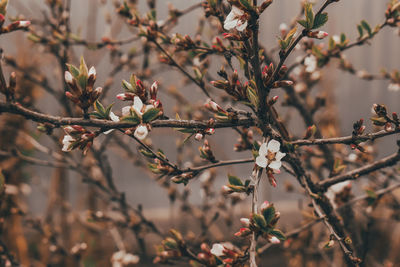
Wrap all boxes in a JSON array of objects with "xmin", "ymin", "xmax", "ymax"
[
  {"xmin": 94, "ymin": 100, "xmax": 106, "ymax": 116},
  {"xmin": 228, "ymin": 174, "xmax": 243, "ymax": 186},
  {"xmin": 357, "ymin": 25, "xmax": 364, "ymax": 38},
  {"xmin": 252, "ymin": 214, "xmax": 267, "ymax": 229},
  {"xmin": 312, "ymin": 12, "xmax": 328, "ymax": 29},
  {"xmin": 304, "ymin": 3, "xmax": 314, "ymax": 29},
  {"xmin": 105, "ymin": 103, "xmax": 114, "ymax": 118},
  {"xmin": 270, "ymin": 229, "xmax": 286, "ymax": 240},
  {"xmin": 67, "ymin": 64, "xmax": 80, "ymax": 78},
  {"xmin": 239, "ymin": 0, "xmax": 253, "ymax": 10},
  {"xmin": 262, "ymin": 205, "xmax": 276, "ymax": 225},
  {"xmin": 122, "ymin": 80, "xmax": 134, "ymax": 92},
  {"xmin": 297, "ymin": 19, "xmax": 308, "ymax": 28},
  {"xmin": 361, "ymin": 20, "xmax": 371, "ymax": 36},
  {"xmin": 142, "ymin": 108, "xmax": 160, "ymax": 123},
  {"xmin": 121, "ymin": 115, "xmax": 140, "ymax": 125}
]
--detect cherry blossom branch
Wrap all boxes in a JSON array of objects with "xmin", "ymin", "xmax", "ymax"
[
  {"xmin": 290, "ymin": 129, "xmax": 400, "ymax": 146},
  {"xmin": 318, "ymin": 150, "xmax": 400, "ymax": 191},
  {"xmin": 0, "ymin": 101, "xmax": 256, "ymax": 129}
]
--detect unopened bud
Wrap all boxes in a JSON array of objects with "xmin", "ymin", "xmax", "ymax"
[
  {"xmin": 150, "ymin": 81, "xmax": 158, "ymax": 100},
  {"xmin": 65, "ymin": 71, "xmax": 74, "ymax": 84}
]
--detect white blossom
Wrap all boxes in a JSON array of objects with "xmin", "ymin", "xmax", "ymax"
[
  {"xmin": 62, "ymin": 135, "xmax": 75, "ymax": 152},
  {"xmin": 210, "ymin": 243, "xmax": 225, "ymax": 257},
  {"xmin": 134, "ymin": 124, "xmax": 148, "ymax": 140},
  {"xmin": 388, "ymin": 83, "xmax": 400, "ymax": 92},
  {"xmin": 224, "ymin": 6, "xmax": 248, "ymax": 32},
  {"xmin": 255, "ymin": 139, "xmax": 286, "ymax": 173},
  {"xmin": 304, "ymin": 55, "xmax": 317, "ymax": 73},
  {"xmin": 122, "ymin": 96, "xmax": 154, "ymax": 117},
  {"xmin": 111, "ymin": 250, "xmax": 139, "ymax": 267}
]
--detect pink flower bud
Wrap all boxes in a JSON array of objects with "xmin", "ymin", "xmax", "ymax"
[{"xmin": 316, "ymin": 31, "xmax": 328, "ymax": 39}]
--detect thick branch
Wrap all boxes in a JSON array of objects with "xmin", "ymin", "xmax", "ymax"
[
  {"xmin": 319, "ymin": 151, "xmax": 400, "ymax": 190},
  {"xmin": 0, "ymin": 101, "xmax": 256, "ymax": 130}
]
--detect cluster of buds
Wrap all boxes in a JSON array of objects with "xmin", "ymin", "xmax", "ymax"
[
  {"xmin": 262, "ymin": 63, "xmax": 292, "ymax": 88},
  {"xmin": 111, "ymin": 250, "xmax": 140, "ymax": 266},
  {"xmin": 234, "ymin": 128, "xmax": 253, "ymax": 151},
  {"xmin": 211, "ymin": 69, "xmax": 248, "ymax": 102},
  {"xmin": 385, "ymin": 1, "xmax": 400, "ymax": 26},
  {"xmin": 352, "ymin": 118, "xmax": 366, "ymax": 136},
  {"xmin": 171, "ymin": 172, "xmax": 194, "ymax": 185},
  {"xmin": 0, "ymin": 71, "xmax": 16, "ymax": 101},
  {"xmin": 153, "ymin": 229, "xmax": 185, "ymax": 264},
  {"xmin": 199, "ymin": 140, "xmax": 217, "ymax": 163},
  {"xmin": 62, "ymin": 125, "xmax": 95, "ymax": 155},
  {"xmin": 147, "ymin": 158, "xmax": 176, "ymax": 176},
  {"xmin": 0, "ymin": 14, "xmax": 30, "ymax": 34},
  {"xmin": 371, "ymin": 104, "xmax": 399, "ymax": 131},
  {"xmin": 117, "ymin": 75, "xmax": 163, "ymax": 140},
  {"xmin": 222, "ymin": 174, "xmax": 252, "ymax": 195},
  {"xmin": 234, "ymin": 201, "xmax": 286, "ymax": 244},
  {"xmin": 171, "ymin": 33, "xmax": 197, "ymax": 50},
  {"xmin": 194, "ymin": 128, "xmax": 216, "ymax": 141},
  {"xmin": 64, "ymin": 57, "xmax": 101, "ymax": 113},
  {"xmin": 199, "ymin": 242, "xmax": 243, "ymax": 267},
  {"xmin": 204, "ymin": 98, "xmax": 237, "ymax": 123},
  {"xmin": 211, "ymin": 37, "xmax": 228, "ymax": 52}
]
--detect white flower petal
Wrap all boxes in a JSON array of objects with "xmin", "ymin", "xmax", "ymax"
[
  {"xmin": 268, "ymin": 160, "xmax": 282, "ymax": 172},
  {"xmin": 88, "ymin": 66, "xmax": 96, "ymax": 77},
  {"xmin": 255, "ymin": 155, "xmax": 268, "ymax": 168},
  {"xmin": 133, "ymin": 96, "xmax": 143, "ymax": 115},
  {"xmin": 224, "ymin": 18, "xmax": 238, "ymax": 30},
  {"xmin": 267, "ymin": 139, "xmax": 281, "ymax": 153},
  {"xmin": 122, "ymin": 106, "xmax": 131, "ymax": 117},
  {"xmin": 275, "ymin": 151, "xmax": 286, "ymax": 161},
  {"xmin": 62, "ymin": 135, "xmax": 74, "ymax": 152},
  {"xmin": 134, "ymin": 125, "xmax": 148, "ymax": 140},
  {"xmin": 122, "ymin": 253, "xmax": 139, "ymax": 264},
  {"xmin": 210, "ymin": 243, "xmax": 225, "ymax": 257},
  {"xmin": 258, "ymin": 143, "xmax": 268, "ymax": 156},
  {"xmin": 109, "ymin": 111, "xmax": 120, "ymax": 122}
]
